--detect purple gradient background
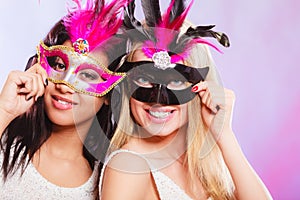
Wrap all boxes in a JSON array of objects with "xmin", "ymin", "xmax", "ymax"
[{"xmin": 0, "ymin": 1, "xmax": 299, "ymax": 199}]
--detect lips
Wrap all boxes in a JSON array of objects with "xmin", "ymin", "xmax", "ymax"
[
  {"xmin": 145, "ymin": 106, "xmax": 176, "ymax": 122},
  {"xmin": 51, "ymin": 95, "xmax": 78, "ymax": 110}
]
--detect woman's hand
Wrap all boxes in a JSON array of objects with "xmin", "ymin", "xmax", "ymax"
[
  {"xmin": 0, "ymin": 63, "xmax": 48, "ymax": 121},
  {"xmin": 192, "ymin": 81, "xmax": 236, "ymax": 142}
]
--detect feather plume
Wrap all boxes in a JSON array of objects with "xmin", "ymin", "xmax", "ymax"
[
  {"xmin": 123, "ymin": 0, "xmax": 141, "ymax": 29},
  {"xmin": 141, "ymin": 0, "xmax": 161, "ymax": 27},
  {"xmin": 153, "ymin": 0, "xmax": 193, "ymax": 52},
  {"xmin": 94, "ymin": 0, "xmax": 104, "ymax": 14},
  {"xmin": 123, "ymin": 0, "xmax": 155, "ymax": 42},
  {"xmin": 64, "ymin": 0, "xmax": 128, "ymax": 51},
  {"xmin": 186, "ymin": 25, "xmax": 230, "ymax": 47},
  {"xmin": 160, "ymin": 0, "xmax": 193, "ymax": 31},
  {"xmin": 170, "ymin": 0, "xmax": 185, "ymax": 23},
  {"xmin": 130, "ymin": 0, "xmax": 230, "ymax": 62}
]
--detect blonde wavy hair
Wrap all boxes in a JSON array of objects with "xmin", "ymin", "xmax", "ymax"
[{"xmin": 109, "ymin": 21, "xmax": 236, "ymax": 199}]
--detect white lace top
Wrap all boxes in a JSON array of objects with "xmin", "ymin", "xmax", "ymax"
[
  {"xmin": 99, "ymin": 149, "xmax": 212, "ymax": 200},
  {"xmin": 0, "ymin": 150, "xmax": 99, "ymax": 200}
]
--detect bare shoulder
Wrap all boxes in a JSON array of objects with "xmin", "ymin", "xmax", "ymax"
[{"xmin": 101, "ymin": 150, "xmax": 159, "ymax": 200}]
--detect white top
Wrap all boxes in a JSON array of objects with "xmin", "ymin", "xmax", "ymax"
[
  {"xmin": 0, "ymin": 149, "xmax": 99, "ymax": 200},
  {"xmin": 99, "ymin": 149, "xmax": 212, "ymax": 200}
]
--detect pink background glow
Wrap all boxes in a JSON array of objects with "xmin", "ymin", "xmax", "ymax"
[{"xmin": 0, "ymin": 1, "xmax": 299, "ymax": 199}]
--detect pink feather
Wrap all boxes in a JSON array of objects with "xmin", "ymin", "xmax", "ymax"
[
  {"xmin": 63, "ymin": 0, "xmax": 128, "ymax": 51},
  {"xmin": 168, "ymin": 0, "xmax": 194, "ymax": 31},
  {"xmin": 152, "ymin": 0, "xmax": 196, "ymax": 57},
  {"xmin": 191, "ymin": 38, "xmax": 223, "ymax": 53},
  {"xmin": 159, "ymin": 0, "xmax": 193, "ymax": 31},
  {"xmin": 173, "ymin": 37, "xmax": 223, "ymax": 62},
  {"xmin": 159, "ymin": 0, "xmax": 175, "ymax": 29}
]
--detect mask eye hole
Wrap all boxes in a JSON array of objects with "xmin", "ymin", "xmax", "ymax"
[
  {"xmin": 133, "ymin": 77, "xmax": 153, "ymax": 88},
  {"xmin": 167, "ymin": 80, "xmax": 192, "ymax": 90},
  {"xmin": 75, "ymin": 64, "xmax": 105, "ymax": 83},
  {"xmin": 46, "ymin": 56, "xmax": 66, "ymax": 72},
  {"xmin": 77, "ymin": 69, "xmax": 103, "ymax": 83}
]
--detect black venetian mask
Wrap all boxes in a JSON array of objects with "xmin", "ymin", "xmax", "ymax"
[{"xmin": 117, "ymin": 61, "xmax": 209, "ymax": 105}]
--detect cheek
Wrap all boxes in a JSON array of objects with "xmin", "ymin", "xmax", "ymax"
[
  {"xmin": 179, "ymin": 104, "xmax": 189, "ymax": 124},
  {"xmin": 90, "ymin": 97, "xmax": 105, "ymax": 112},
  {"xmin": 130, "ymin": 98, "xmax": 142, "ymax": 121},
  {"xmin": 43, "ymin": 85, "xmax": 54, "ymax": 107}
]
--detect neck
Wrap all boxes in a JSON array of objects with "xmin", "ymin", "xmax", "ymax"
[
  {"xmin": 128, "ymin": 125, "xmax": 188, "ymax": 168},
  {"xmin": 42, "ymin": 121, "xmax": 92, "ymax": 160}
]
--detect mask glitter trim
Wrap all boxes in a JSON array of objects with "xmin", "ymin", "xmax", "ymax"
[{"xmin": 37, "ymin": 41, "xmax": 126, "ymax": 97}]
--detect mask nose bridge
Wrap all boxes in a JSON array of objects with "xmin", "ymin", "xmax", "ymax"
[
  {"xmin": 62, "ymin": 65, "xmax": 76, "ymax": 83},
  {"xmin": 153, "ymin": 84, "xmax": 170, "ymax": 105},
  {"xmin": 155, "ymin": 84, "xmax": 162, "ymax": 103}
]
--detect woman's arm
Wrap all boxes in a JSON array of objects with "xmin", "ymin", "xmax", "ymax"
[
  {"xmin": 192, "ymin": 81, "xmax": 273, "ymax": 200},
  {"xmin": 218, "ymin": 129, "xmax": 273, "ymax": 200}
]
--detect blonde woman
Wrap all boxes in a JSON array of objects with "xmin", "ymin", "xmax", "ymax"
[{"xmin": 100, "ymin": 0, "xmax": 273, "ymax": 199}]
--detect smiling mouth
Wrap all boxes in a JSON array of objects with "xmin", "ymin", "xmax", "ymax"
[
  {"xmin": 52, "ymin": 95, "xmax": 77, "ymax": 105},
  {"xmin": 148, "ymin": 110, "xmax": 174, "ymax": 119}
]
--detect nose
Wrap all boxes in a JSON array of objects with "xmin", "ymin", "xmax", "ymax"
[{"xmin": 55, "ymin": 83, "xmax": 75, "ymax": 94}]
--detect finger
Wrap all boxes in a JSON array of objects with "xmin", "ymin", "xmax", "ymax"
[
  {"xmin": 191, "ymin": 81, "xmax": 208, "ymax": 93},
  {"xmin": 202, "ymin": 92, "xmax": 219, "ymax": 113},
  {"xmin": 15, "ymin": 74, "xmax": 34, "ymax": 93},
  {"xmin": 23, "ymin": 77, "xmax": 35, "ymax": 100},
  {"xmin": 28, "ymin": 73, "xmax": 45, "ymax": 101},
  {"xmin": 201, "ymin": 89, "xmax": 210, "ymax": 105},
  {"xmin": 199, "ymin": 85, "xmax": 221, "ymax": 113},
  {"xmin": 36, "ymin": 64, "xmax": 48, "ymax": 86},
  {"xmin": 18, "ymin": 87, "xmax": 30, "ymax": 94},
  {"xmin": 209, "ymin": 101, "xmax": 219, "ymax": 114},
  {"xmin": 27, "ymin": 63, "xmax": 48, "ymax": 86},
  {"xmin": 34, "ymin": 73, "xmax": 45, "ymax": 101},
  {"xmin": 20, "ymin": 74, "xmax": 40, "ymax": 100}
]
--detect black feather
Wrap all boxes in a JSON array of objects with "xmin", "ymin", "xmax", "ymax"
[
  {"xmin": 122, "ymin": 0, "xmax": 156, "ymax": 43},
  {"xmin": 141, "ymin": 0, "xmax": 161, "ymax": 27},
  {"xmin": 123, "ymin": 0, "xmax": 141, "ymax": 29},
  {"xmin": 170, "ymin": 0, "xmax": 186, "ymax": 24},
  {"xmin": 185, "ymin": 25, "xmax": 230, "ymax": 47}
]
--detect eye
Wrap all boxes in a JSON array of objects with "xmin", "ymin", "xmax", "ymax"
[
  {"xmin": 137, "ymin": 77, "xmax": 150, "ymax": 84},
  {"xmin": 167, "ymin": 80, "xmax": 192, "ymax": 90},
  {"xmin": 54, "ymin": 63, "xmax": 66, "ymax": 72},
  {"xmin": 77, "ymin": 69, "xmax": 102, "ymax": 83},
  {"xmin": 133, "ymin": 77, "xmax": 153, "ymax": 88},
  {"xmin": 170, "ymin": 80, "xmax": 184, "ymax": 86},
  {"xmin": 47, "ymin": 56, "xmax": 66, "ymax": 72}
]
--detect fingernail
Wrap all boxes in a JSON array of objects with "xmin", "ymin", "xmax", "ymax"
[
  {"xmin": 27, "ymin": 96, "xmax": 33, "ymax": 101},
  {"xmin": 44, "ymin": 78, "xmax": 48, "ymax": 86},
  {"xmin": 191, "ymin": 86, "xmax": 198, "ymax": 92},
  {"xmin": 213, "ymin": 105, "xmax": 220, "ymax": 113}
]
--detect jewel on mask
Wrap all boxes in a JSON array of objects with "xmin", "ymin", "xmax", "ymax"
[
  {"xmin": 152, "ymin": 51, "xmax": 175, "ymax": 70},
  {"xmin": 73, "ymin": 38, "xmax": 89, "ymax": 54}
]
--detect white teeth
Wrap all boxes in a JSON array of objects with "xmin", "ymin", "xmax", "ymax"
[
  {"xmin": 149, "ymin": 111, "xmax": 171, "ymax": 118},
  {"xmin": 57, "ymin": 99, "xmax": 71, "ymax": 105}
]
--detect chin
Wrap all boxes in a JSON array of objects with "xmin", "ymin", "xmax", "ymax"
[
  {"xmin": 142, "ymin": 125, "xmax": 178, "ymax": 137},
  {"xmin": 49, "ymin": 118, "xmax": 76, "ymax": 127}
]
